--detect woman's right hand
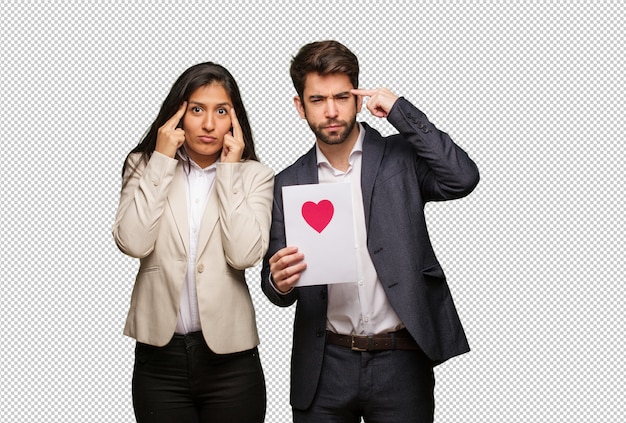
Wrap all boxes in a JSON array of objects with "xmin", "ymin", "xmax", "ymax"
[{"xmin": 155, "ymin": 102, "xmax": 187, "ymax": 158}]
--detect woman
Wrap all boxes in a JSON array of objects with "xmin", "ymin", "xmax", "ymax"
[{"xmin": 112, "ymin": 62, "xmax": 273, "ymax": 422}]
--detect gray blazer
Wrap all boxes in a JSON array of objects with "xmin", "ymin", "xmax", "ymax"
[{"xmin": 261, "ymin": 97, "xmax": 479, "ymax": 409}]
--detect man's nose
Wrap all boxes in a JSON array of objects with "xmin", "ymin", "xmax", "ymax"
[{"xmin": 325, "ymin": 99, "xmax": 338, "ymax": 118}]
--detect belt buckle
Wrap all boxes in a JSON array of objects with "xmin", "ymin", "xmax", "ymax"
[{"xmin": 350, "ymin": 335, "xmax": 367, "ymax": 352}]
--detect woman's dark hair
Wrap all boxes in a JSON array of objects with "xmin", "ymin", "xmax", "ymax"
[{"xmin": 122, "ymin": 62, "xmax": 257, "ymax": 178}]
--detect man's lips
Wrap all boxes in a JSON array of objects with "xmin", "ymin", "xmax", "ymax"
[{"xmin": 324, "ymin": 123, "xmax": 344, "ymax": 131}]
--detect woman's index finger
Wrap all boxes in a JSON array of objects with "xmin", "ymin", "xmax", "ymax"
[
  {"xmin": 165, "ymin": 101, "xmax": 187, "ymax": 129},
  {"xmin": 230, "ymin": 107, "xmax": 242, "ymax": 137}
]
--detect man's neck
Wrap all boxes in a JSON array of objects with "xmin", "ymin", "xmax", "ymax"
[{"xmin": 316, "ymin": 125, "xmax": 360, "ymax": 172}]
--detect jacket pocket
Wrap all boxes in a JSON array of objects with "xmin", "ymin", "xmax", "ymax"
[
  {"xmin": 138, "ymin": 264, "xmax": 160, "ymax": 274},
  {"xmin": 422, "ymin": 263, "xmax": 446, "ymax": 282},
  {"xmin": 378, "ymin": 162, "xmax": 408, "ymax": 184}
]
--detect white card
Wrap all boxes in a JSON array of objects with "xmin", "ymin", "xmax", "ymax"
[{"xmin": 282, "ymin": 183, "xmax": 358, "ymax": 286}]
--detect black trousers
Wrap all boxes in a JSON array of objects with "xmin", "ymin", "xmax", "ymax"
[
  {"xmin": 294, "ymin": 343, "xmax": 434, "ymax": 423},
  {"xmin": 132, "ymin": 332, "xmax": 266, "ymax": 423}
]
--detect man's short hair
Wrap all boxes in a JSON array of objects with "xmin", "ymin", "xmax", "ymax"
[{"xmin": 289, "ymin": 40, "xmax": 359, "ymax": 99}]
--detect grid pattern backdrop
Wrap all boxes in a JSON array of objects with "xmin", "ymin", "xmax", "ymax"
[{"xmin": 1, "ymin": 1, "xmax": 623, "ymax": 422}]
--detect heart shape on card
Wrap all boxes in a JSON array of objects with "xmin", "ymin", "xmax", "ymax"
[{"xmin": 301, "ymin": 200, "xmax": 334, "ymax": 233}]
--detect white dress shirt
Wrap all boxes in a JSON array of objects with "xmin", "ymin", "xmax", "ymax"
[
  {"xmin": 317, "ymin": 124, "xmax": 404, "ymax": 336},
  {"xmin": 175, "ymin": 149, "xmax": 218, "ymax": 334}
]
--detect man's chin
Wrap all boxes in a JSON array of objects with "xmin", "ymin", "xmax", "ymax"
[
  {"xmin": 319, "ymin": 129, "xmax": 348, "ymax": 145},
  {"xmin": 319, "ymin": 135, "xmax": 347, "ymax": 145}
]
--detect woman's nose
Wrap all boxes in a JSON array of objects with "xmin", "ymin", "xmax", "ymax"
[{"xmin": 203, "ymin": 114, "xmax": 214, "ymax": 130}]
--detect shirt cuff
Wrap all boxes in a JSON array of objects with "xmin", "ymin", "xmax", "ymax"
[{"xmin": 269, "ymin": 273, "xmax": 294, "ymax": 295}]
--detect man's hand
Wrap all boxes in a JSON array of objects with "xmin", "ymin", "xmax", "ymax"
[
  {"xmin": 269, "ymin": 246, "xmax": 307, "ymax": 293},
  {"xmin": 351, "ymin": 88, "xmax": 399, "ymax": 118},
  {"xmin": 155, "ymin": 102, "xmax": 187, "ymax": 158},
  {"xmin": 221, "ymin": 107, "xmax": 245, "ymax": 163}
]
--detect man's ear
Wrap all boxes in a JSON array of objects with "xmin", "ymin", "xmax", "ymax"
[{"xmin": 294, "ymin": 96, "xmax": 306, "ymax": 119}]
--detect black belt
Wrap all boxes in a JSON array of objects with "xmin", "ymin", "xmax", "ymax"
[{"xmin": 326, "ymin": 328, "xmax": 420, "ymax": 351}]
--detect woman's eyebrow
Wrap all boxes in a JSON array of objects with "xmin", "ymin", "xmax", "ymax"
[{"xmin": 188, "ymin": 100, "xmax": 232, "ymax": 108}]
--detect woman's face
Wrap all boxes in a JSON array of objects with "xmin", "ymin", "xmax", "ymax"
[{"xmin": 182, "ymin": 83, "xmax": 233, "ymax": 168}]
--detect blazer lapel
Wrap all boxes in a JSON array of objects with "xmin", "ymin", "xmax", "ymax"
[
  {"xmin": 196, "ymin": 186, "xmax": 219, "ymax": 258},
  {"xmin": 360, "ymin": 123, "xmax": 385, "ymax": 228},
  {"xmin": 295, "ymin": 147, "xmax": 319, "ymax": 185},
  {"xmin": 168, "ymin": 163, "xmax": 190, "ymax": 256}
]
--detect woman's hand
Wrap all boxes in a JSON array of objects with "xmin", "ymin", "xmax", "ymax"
[
  {"xmin": 221, "ymin": 107, "xmax": 245, "ymax": 163},
  {"xmin": 155, "ymin": 102, "xmax": 187, "ymax": 158}
]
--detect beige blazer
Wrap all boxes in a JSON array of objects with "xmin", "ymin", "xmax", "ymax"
[{"xmin": 113, "ymin": 152, "xmax": 274, "ymax": 353}]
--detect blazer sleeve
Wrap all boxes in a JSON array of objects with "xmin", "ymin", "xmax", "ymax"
[
  {"xmin": 112, "ymin": 152, "xmax": 178, "ymax": 258},
  {"xmin": 387, "ymin": 97, "xmax": 480, "ymax": 201},
  {"xmin": 215, "ymin": 161, "xmax": 274, "ymax": 270},
  {"xmin": 260, "ymin": 172, "xmax": 299, "ymax": 307}
]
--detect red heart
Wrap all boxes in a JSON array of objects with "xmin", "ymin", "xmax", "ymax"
[{"xmin": 301, "ymin": 200, "xmax": 334, "ymax": 233}]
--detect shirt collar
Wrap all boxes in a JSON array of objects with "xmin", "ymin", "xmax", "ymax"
[{"xmin": 316, "ymin": 122, "xmax": 364, "ymax": 168}]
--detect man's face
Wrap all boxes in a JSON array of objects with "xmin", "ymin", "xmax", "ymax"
[{"xmin": 295, "ymin": 73, "xmax": 362, "ymax": 146}]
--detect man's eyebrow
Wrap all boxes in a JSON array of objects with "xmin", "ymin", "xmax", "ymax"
[{"xmin": 308, "ymin": 91, "xmax": 352, "ymax": 100}]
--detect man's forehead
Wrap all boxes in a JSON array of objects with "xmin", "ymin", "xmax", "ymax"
[{"xmin": 303, "ymin": 72, "xmax": 353, "ymax": 94}]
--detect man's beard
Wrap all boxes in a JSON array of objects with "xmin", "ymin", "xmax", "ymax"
[{"xmin": 308, "ymin": 117, "xmax": 357, "ymax": 146}]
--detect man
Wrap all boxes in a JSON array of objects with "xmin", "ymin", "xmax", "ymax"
[{"xmin": 261, "ymin": 40, "xmax": 479, "ymax": 422}]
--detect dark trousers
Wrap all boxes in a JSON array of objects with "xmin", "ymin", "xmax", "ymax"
[
  {"xmin": 132, "ymin": 332, "xmax": 266, "ymax": 423},
  {"xmin": 293, "ymin": 343, "xmax": 434, "ymax": 423}
]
